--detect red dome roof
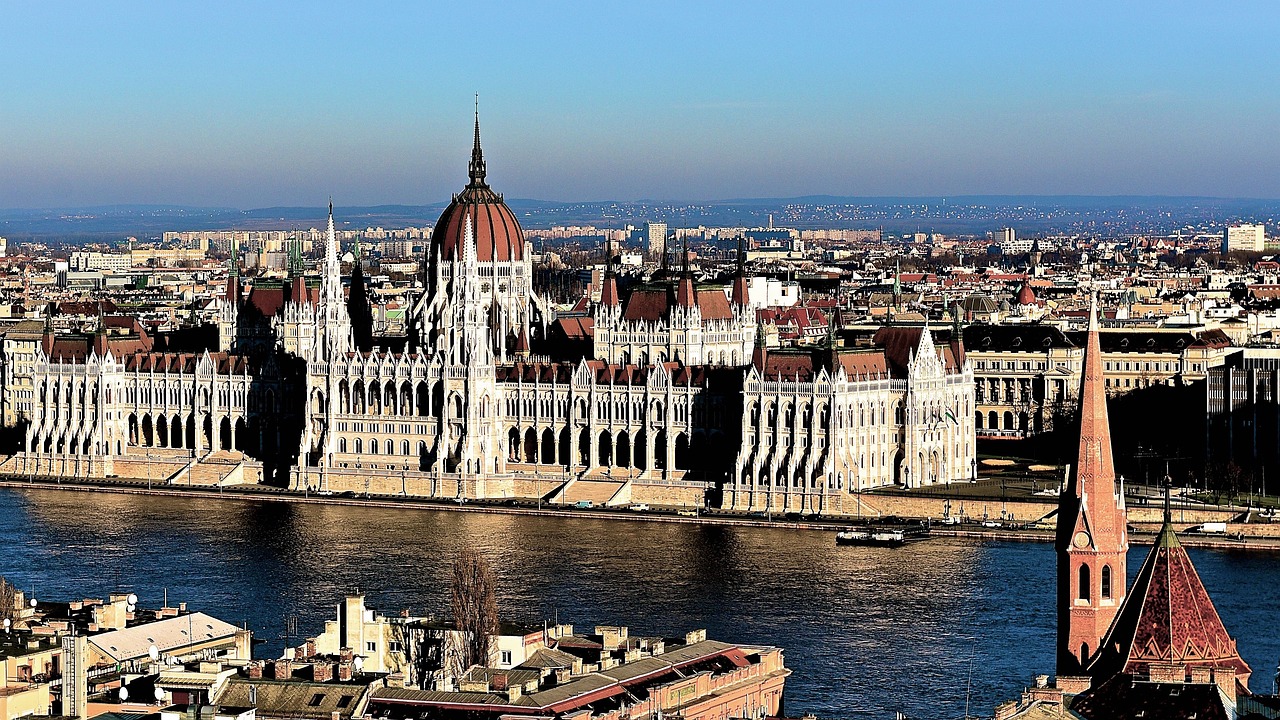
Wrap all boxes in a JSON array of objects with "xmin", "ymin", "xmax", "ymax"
[
  {"xmin": 1016, "ymin": 283, "xmax": 1037, "ymax": 305},
  {"xmin": 431, "ymin": 116, "xmax": 525, "ymax": 263}
]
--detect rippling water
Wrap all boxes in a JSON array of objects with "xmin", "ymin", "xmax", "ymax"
[{"xmin": 2, "ymin": 487, "xmax": 1278, "ymax": 719}]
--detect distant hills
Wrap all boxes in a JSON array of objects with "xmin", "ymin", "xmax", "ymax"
[{"xmin": 1, "ymin": 195, "xmax": 1278, "ymax": 241}]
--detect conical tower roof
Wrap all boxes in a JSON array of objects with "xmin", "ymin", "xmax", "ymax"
[
  {"xmin": 1087, "ymin": 518, "xmax": 1251, "ymax": 685},
  {"xmin": 1057, "ymin": 295, "xmax": 1127, "ymax": 553}
]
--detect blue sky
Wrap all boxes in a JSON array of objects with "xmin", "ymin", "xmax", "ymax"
[{"xmin": 2, "ymin": 1, "xmax": 1278, "ymax": 208}]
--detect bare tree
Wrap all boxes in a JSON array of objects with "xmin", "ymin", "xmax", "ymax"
[
  {"xmin": 0, "ymin": 576, "xmax": 16, "ymax": 624},
  {"xmin": 450, "ymin": 548, "xmax": 499, "ymax": 674}
]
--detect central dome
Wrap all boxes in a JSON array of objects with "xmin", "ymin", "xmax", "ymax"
[{"xmin": 431, "ymin": 116, "xmax": 525, "ymax": 263}]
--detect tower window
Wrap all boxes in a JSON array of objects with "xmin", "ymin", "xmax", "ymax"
[
  {"xmin": 1101, "ymin": 565, "xmax": 1112, "ymax": 599},
  {"xmin": 1078, "ymin": 564, "xmax": 1091, "ymax": 602}
]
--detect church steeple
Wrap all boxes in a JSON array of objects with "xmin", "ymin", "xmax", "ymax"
[
  {"xmin": 468, "ymin": 98, "xmax": 487, "ymax": 188},
  {"xmin": 1057, "ymin": 293, "xmax": 1128, "ymax": 676}
]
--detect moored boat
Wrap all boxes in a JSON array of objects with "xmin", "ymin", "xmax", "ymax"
[{"xmin": 835, "ymin": 529, "xmax": 907, "ymax": 548}]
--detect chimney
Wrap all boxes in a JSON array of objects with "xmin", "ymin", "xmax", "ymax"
[
  {"xmin": 1189, "ymin": 667, "xmax": 1212, "ymax": 684},
  {"xmin": 506, "ymin": 684, "xmax": 522, "ymax": 703},
  {"xmin": 339, "ymin": 647, "xmax": 354, "ymax": 663},
  {"xmin": 993, "ymin": 701, "xmax": 1018, "ymax": 720},
  {"xmin": 272, "ymin": 660, "xmax": 292, "ymax": 681},
  {"xmin": 305, "ymin": 639, "xmax": 317, "ymax": 658},
  {"xmin": 246, "ymin": 662, "xmax": 263, "ymax": 680},
  {"xmin": 1147, "ymin": 663, "xmax": 1185, "ymax": 684},
  {"xmin": 312, "ymin": 662, "xmax": 333, "ymax": 683},
  {"xmin": 338, "ymin": 662, "xmax": 353, "ymax": 682}
]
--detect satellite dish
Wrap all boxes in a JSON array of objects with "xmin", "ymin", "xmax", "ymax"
[
  {"xmin": 119, "ymin": 687, "xmax": 130, "ymax": 702},
  {"xmin": 148, "ymin": 644, "xmax": 159, "ymax": 661},
  {"xmin": 2, "ymin": 618, "xmax": 10, "ymax": 631},
  {"xmin": 353, "ymin": 656, "xmax": 364, "ymax": 673},
  {"xmin": 29, "ymin": 598, "xmax": 37, "ymax": 608},
  {"xmin": 127, "ymin": 593, "xmax": 138, "ymax": 605},
  {"xmin": 154, "ymin": 687, "xmax": 166, "ymax": 702},
  {"xmin": 127, "ymin": 603, "xmax": 136, "ymax": 614}
]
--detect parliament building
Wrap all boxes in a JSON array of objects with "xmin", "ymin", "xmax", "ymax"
[{"xmin": 3, "ymin": 118, "xmax": 976, "ymax": 514}]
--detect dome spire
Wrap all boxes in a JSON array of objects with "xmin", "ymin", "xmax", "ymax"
[{"xmin": 468, "ymin": 94, "xmax": 487, "ymax": 187}]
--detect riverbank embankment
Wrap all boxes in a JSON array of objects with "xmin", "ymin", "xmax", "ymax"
[{"xmin": 3, "ymin": 475, "xmax": 1277, "ymax": 552}]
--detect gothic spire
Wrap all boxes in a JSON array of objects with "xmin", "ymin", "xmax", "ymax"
[
  {"xmin": 1057, "ymin": 292, "xmax": 1129, "ymax": 676},
  {"xmin": 468, "ymin": 97, "xmax": 487, "ymax": 188}
]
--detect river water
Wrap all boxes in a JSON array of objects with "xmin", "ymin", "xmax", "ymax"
[{"xmin": 1, "ymin": 487, "xmax": 1277, "ymax": 719}]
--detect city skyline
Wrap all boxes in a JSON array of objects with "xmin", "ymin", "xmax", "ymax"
[{"xmin": 4, "ymin": 2, "xmax": 1280, "ymax": 209}]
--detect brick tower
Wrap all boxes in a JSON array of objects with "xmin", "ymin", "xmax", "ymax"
[{"xmin": 1057, "ymin": 294, "xmax": 1128, "ymax": 675}]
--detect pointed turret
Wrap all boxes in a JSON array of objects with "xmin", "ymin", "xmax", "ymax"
[
  {"xmin": 92, "ymin": 308, "xmax": 108, "ymax": 357},
  {"xmin": 225, "ymin": 235, "xmax": 241, "ymax": 305},
  {"xmin": 468, "ymin": 100, "xmax": 487, "ymax": 188},
  {"xmin": 600, "ymin": 264, "xmax": 620, "ymax": 307},
  {"xmin": 675, "ymin": 238, "xmax": 696, "ymax": 309},
  {"xmin": 1057, "ymin": 293, "xmax": 1129, "ymax": 675},
  {"xmin": 751, "ymin": 321, "xmax": 768, "ymax": 373},
  {"xmin": 731, "ymin": 235, "xmax": 750, "ymax": 308},
  {"xmin": 949, "ymin": 303, "xmax": 966, "ymax": 368},
  {"xmin": 347, "ymin": 239, "xmax": 373, "ymax": 353},
  {"xmin": 41, "ymin": 310, "xmax": 54, "ymax": 356}
]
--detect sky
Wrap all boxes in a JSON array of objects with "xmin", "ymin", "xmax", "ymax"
[{"xmin": 2, "ymin": 1, "xmax": 1279, "ymax": 208}]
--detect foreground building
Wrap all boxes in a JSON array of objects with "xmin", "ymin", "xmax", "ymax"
[
  {"xmin": 995, "ymin": 299, "xmax": 1257, "ymax": 720},
  {"xmin": 1, "ymin": 116, "xmax": 976, "ymax": 512}
]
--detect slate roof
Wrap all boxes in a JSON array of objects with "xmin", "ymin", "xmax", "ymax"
[
  {"xmin": 1069, "ymin": 673, "xmax": 1231, "ymax": 720},
  {"xmin": 963, "ymin": 324, "xmax": 1075, "ymax": 352},
  {"xmin": 1063, "ymin": 329, "xmax": 1231, "ymax": 353},
  {"xmin": 218, "ymin": 679, "xmax": 368, "ymax": 720}
]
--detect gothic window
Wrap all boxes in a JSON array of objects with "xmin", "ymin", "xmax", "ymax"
[
  {"xmin": 1078, "ymin": 564, "xmax": 1091, "ymax": 602},
  {"xmin": 1101, "ymin": 565, "xmax": 1112, "ymax": 599}
]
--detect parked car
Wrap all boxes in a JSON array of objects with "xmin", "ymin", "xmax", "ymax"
[
  {"xmin": 629, "ymin": 503, "xmax": 650, "ymax": 511},
  {"xmin": 574, "ymin": 500, "xmax": 594, "ymax": 509},
  {"xmin": 677, "ymin": 509, "xmax": 698, "ymax": 517}
]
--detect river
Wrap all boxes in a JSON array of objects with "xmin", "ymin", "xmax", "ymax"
[{"xmin": 1, "ymin": 487, "xmax": 1277, "ymax": 719}]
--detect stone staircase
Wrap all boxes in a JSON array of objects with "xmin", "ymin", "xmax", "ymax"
[{"xmin": 560, "ymin": 479, "xmax": 629, "ymax": 506}]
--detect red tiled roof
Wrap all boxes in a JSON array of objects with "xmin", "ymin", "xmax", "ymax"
[
  {"xmin": 622, "ymin": 286, "xmax": 734, "ymax": 322},
  {"xmin": 246, "ymin": 282, "xmax": 319, "ymax": 318},
  {"xmin": 433, "ymin": 187, "xmax": 524, "ymax": 263},
  {"xmin": 1088, "ymin": 524, "xmax": 1251, "ymax": 684},
  {"xmin": 553, "ymin": 316, "xmax": 594, "ymax": 341},
  {"xmin": 56, "ymin": 300, "xmax": 120, "ymax": 316},
  {"xmin": 871, "ymin": 326, "xmax": 961, "ymax": 378}
]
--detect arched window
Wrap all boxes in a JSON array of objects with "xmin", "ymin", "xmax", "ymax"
[
  {"xmin": 1078, "ymin": 564, "xmax": 1091, "ymax": 602},
  {"xmin": 1101, "ymin": 565, "xmax": 1112, "ymax": 599}
]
